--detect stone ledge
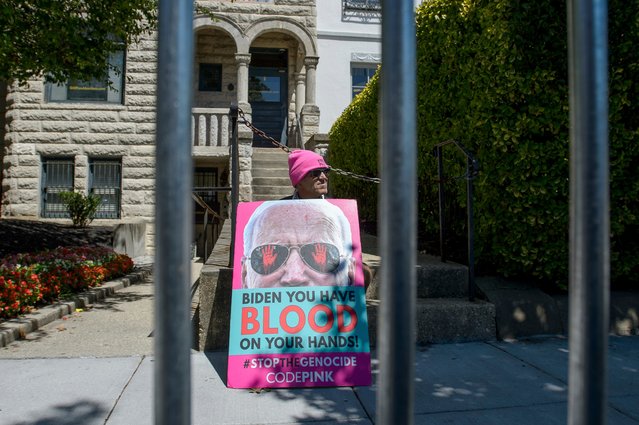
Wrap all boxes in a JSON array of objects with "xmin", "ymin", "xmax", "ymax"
[{"xmin": 0, "ymin": 268, "xmax": 152, "ymax": 348}]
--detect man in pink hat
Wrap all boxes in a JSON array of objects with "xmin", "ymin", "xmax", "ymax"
[
  {"xmin": 284, "ymin": 149, "xmax": 331, "ymax": 199},
  {"xmin": 282, "ymin": 149, "xmax": 372, "ymax": 289}
]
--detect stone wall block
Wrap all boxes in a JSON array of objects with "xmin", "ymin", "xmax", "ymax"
[
  {"xmin": 135, "ymin": 123, "xmax": 156, "ymax": 134},
  {"xmin": 18, "ymin": 155, "xmax": 40, "ymax": 166},
  {"xmin": 127, "ymin": 50, "xmax": 158, "ymax": 62},
  {"xmin": 124, "ymin": 178, "xmax": 155, "ymax": 191},
  {"xmin": 121, "ymin": 204, "xmax": 154, "ymax": 217},
  {"xmin": 16, "ymin": 92, "xmax": 43, "ymax": 104},
  {"xmin": 123, "ymin": 156, "xmax": 156, "ymax": 168},
  {"xmin": 20, "ymin": 133, "xmax": 69, "ymax": 144},
  {"xmin": 15, "ymin": 189, "xmax": 39, "ymax": 203},
  {"xmin": 3, "ymin": 204, "xmax": 38, "ymax": 217},
  {"xmin": 84, "ymin": 146, "xmax": 129, "ymax": 157},
  {"xmin": 12, "ymin": 121, "xmax": 41, "ymax": 132},
  {"xmin": 71, "ymin": 133, "xmax": 118, "ymax": 145},
  {"xmin": 126, "ymin": 167, "xmax": 156, "ymax": 179},
  {"xmin": 239, "ymin": 185, "xmax": 252, "ymax": 202},
  {"xmin": 126, "ymin": 96, "xmax": 156, "ymax": 107},
  {"xmin": 15, "ymin": 144, "xmax": 36, "ymax": 155},
  {"xmin": 16, "ymin": 178, "xmax": 39, "ymax": 190},
  {"xmin": 129, "ymin": 146, "xmax": 156, "ymax": 156},
  {"xmin": 36, "ymin": 145, "xmax": 81, "ymax": 156},
  {"xmin": 118, "ymin": 134, "xmax": 156, "ymax": 145},
  {"xmin": 12, "ymin": 166, "xmax": 39, "ymax": 179},
  {"xmin": 126, "ymin": 84, "xmax": 157, "ymax": 96},
  {"xmin": 126, "ymin": 62, "xmax": 157, "ymax": 74},
  {"xmin": 124, "ymin": 190, "xmax": 156, "ymax": 205},
  {"xmin": 41, "ymin": 121, "xmax": 90, "ymax": 133},
  {"xmin": 71, "ymin": 111, "xmax": 120, "ymax": 122},
  {"xmin": 127, "ymin": 73, "xmax": 157, "ymax": 85},
  {"xmin": 90, "ymin": 122, "xmax": 136, "ymax": 134},
  {"xmin": 119, "ymin": 111, "xmax": 156, "ymax": 123}
]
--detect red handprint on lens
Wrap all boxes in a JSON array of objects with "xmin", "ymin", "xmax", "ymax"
[
  {"xmin": 312, "ymin": 243, "xmax": 327, "ymax": 271},
  {"xmin": 261, "ymin": 245, "xmax": 278, "ymax": 274}
]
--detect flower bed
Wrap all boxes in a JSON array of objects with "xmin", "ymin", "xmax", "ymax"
[{"xmin": 0, "ymin": 246, "xmax": 134, "ymax": 319}]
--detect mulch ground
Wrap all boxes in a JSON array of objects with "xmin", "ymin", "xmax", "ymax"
[{"xmin": 0, "ymin": 219, "xmax": 114, "ymax": 258}]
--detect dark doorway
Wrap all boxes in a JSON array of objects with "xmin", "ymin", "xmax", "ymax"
[{"xmin": 249, "ymin": 48, "xmax": 288, "ymax": 147}]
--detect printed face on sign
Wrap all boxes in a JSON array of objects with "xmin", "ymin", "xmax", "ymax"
[{"xmin": 242, "ymin": 201, "xmax": 354, "ymax": 288}]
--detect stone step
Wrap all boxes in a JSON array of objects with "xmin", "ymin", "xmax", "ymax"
[
  {"xmin": 252, "ymin": 185, "xmax": 292, "ymax": 196},
  {"xmin": 252, "ymin": 159, "xmax": 290, "ymax": 169},
  {"xmin": 252, "ymin": 147, "xmax": 289, "ymax": 156},
  {"xmin": 252, "ymin": 168, "xmax": 290, "ymax": 178},
  {"xmin": 252, "ymin": 176, "xmax": 292, "ymax": 186},
  {"xmin": 416, "ymin": 254, "xmax": 469, "ymax": 298},
  {"xmin": 366, "ymin": 298, "xmax": 496, "ymax": 346},
  {"xmin": 365, "ymin": 255, "xmax": 471, "ymax": 300}
]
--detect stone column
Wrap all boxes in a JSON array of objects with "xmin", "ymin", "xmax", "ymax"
[
  {"xmin": 304, "ymin": 56, "xmax": 319, "ymax": 106},
  {"xmin": 235, "ymin": 53, "xmax": 251, "ymax": 109},
  {"xmin": 234, "ymin": 53, "xmax": 253, "ymax": 191},
  {"xmin": 294, "ymin": 72, "xmax": 306, "ymax": 115}
]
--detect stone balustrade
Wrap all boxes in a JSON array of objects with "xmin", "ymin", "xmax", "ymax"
[{"xmin": 191, "ymin": 108, "xmax": 231, "ymax": 147}]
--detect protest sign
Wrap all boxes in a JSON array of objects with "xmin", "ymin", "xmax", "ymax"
[{"xmin": 227, "ymin": 199, "xmax": 371, "ymax": 388}]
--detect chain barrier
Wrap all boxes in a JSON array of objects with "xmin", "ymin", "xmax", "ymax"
[{"xmin": 238, "ymin": 108, "xmax": 381, "ymax": 184}]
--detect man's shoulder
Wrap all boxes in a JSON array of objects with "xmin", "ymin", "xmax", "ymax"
[{"xmin": 280, "ymin": 195, "xmax": 294, "ymax": 200}]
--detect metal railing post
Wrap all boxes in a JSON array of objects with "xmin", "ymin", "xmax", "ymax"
[
  {"xmin": 154, "ymin": 0, "xmax": 194, "ymax": 424},
  {"xmin": 229, "ymin": 103, "xmax": 239, "ymax": 268},
  {"xmin": 466, "ymin": 156, "xmax": 476, "ymax": 302},
  {"xmin": 567, "ymin": 1, "xmax": 610, "ymax": 424},
  {"xmin": 377, "ymin": 0, "xmax": 417, "ymax": 424},
  {"xmin": 436, "ymin": 146, "xmax": 446, "ymax": 262}
]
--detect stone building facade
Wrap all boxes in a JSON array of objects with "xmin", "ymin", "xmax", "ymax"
[
  {"xmin": 1, "ymin": 0, "xmax": 325, "ymax": 256},
  {"xmin": 0, "ymin": 0, "xmax": 391, "ymax": 257}
]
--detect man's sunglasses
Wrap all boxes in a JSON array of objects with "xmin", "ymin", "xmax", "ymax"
[
  {"xmin": 309, "ymin": 168, "xmax": 330, "ymax": 178},
  {"xmin": 248, "ymin": 243, "xmax": 341, "ymax": 275}
]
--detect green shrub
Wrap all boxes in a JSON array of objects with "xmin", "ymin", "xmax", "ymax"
[
  {"xmin": 328, "ymin": 0, "xmax": 639, "ymax": 288},
  {"xmin": 60, "ymin": 191, "xmax": 101, "ymax": 228},
  {"xmin": 329, "ymin": 69, "xmax": 380, "ymax": 224}
]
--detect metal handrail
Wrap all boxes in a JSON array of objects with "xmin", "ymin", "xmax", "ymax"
[
  {"xmin": 433, "ymin": 139, "xmax": 479, "ymax": 301},
  {"xmin": 192, "ymin": 191, "xmax": 225, "ymax": 260}
]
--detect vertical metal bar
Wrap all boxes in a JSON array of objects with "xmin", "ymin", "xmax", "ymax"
[
  {"xmin": 436, "ymin": 146, "xmax": 446, "ymax": 262},
  {"xmin": 154, "ymin": 0, "xmax": 194, "ymax": 424},
  {"xmin": 229, "ymin": 103, "xmax": 239, "ymax": 268},
  {"xmin": 377, "ymin": 0, "xmax": 417, "ymax": 424},
  {"xmin": 466, "ymin": 157, "xmax": 475, "ymax": 302},
  {"xmin": 567, "ymin": 1, "xmax": 610, "ymax": 424}
]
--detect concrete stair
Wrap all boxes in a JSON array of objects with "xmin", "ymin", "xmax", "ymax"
[
  {"xmin": 364, "ymin": 246, "xmax": 496, "ymax": 345},
  {"xmin": 251, "ymin": 147, "xmax": 293, "ymax": 201}
]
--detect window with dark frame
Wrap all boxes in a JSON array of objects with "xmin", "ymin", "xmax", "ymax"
[
  {"xmin": 89, "ymin": 159, "xmax": 122, "ymax": 219},
  {"xmin": 351, "ymin": 64, "xmax": 378, "ymax": 99},
  {"xmin": 41, "ymin": 158, "xmax": 74, "ymax": 218},
  {"xmin": 46, "ymin": 50, "xmax": 126, "ymax": 104},
  {"xmin": 199, "ymin": 63, "xmax": 223, "ymax": 92}
]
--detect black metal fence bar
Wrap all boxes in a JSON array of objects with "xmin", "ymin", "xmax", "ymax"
[
  {"xmin": 377, "ymin": 0, "xmax": 417, "ymax": 424},
  {"xmin": 229, "ymin": 104, "xmax": 239, "ymax": 268},
  {"xmin": 434, "ymin": 139, "xmax": 479, "ymax": 302},
  {"xmin": 154, "ymin": 0, "xmax": 194, "ymax": 424},
  {"xmin": 436, "ymin": 146, "xmax": 446, "ymax": 262},
  {"xmin": 567, "ymin": 1, "xmax": 610, "ymax": 424},
  {"xmin": 466, "ymin": 155, "xmax": 476, "ymax": 302}
]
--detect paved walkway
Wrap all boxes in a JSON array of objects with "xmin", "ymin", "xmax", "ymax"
[{"xmin": 0, "ymin": 261, "xmax": 638, "ymax": 424}]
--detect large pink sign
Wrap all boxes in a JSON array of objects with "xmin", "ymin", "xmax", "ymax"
[{"xmin": 227, "ymin": 199, "xmax": 371, "ymax": 388}]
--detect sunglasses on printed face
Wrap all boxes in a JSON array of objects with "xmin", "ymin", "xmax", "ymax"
[
  {"xmin": 248, "ymin": 243, "xmax": 342, "ymax": 275},
  {"xmin": 308, "ymin": 168, "xmax": 330, "ymax": 178}
]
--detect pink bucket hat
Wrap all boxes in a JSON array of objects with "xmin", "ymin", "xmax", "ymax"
[{"xmin": 288, "ymin": 150, "xmax": 329, "ymax": 187}]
